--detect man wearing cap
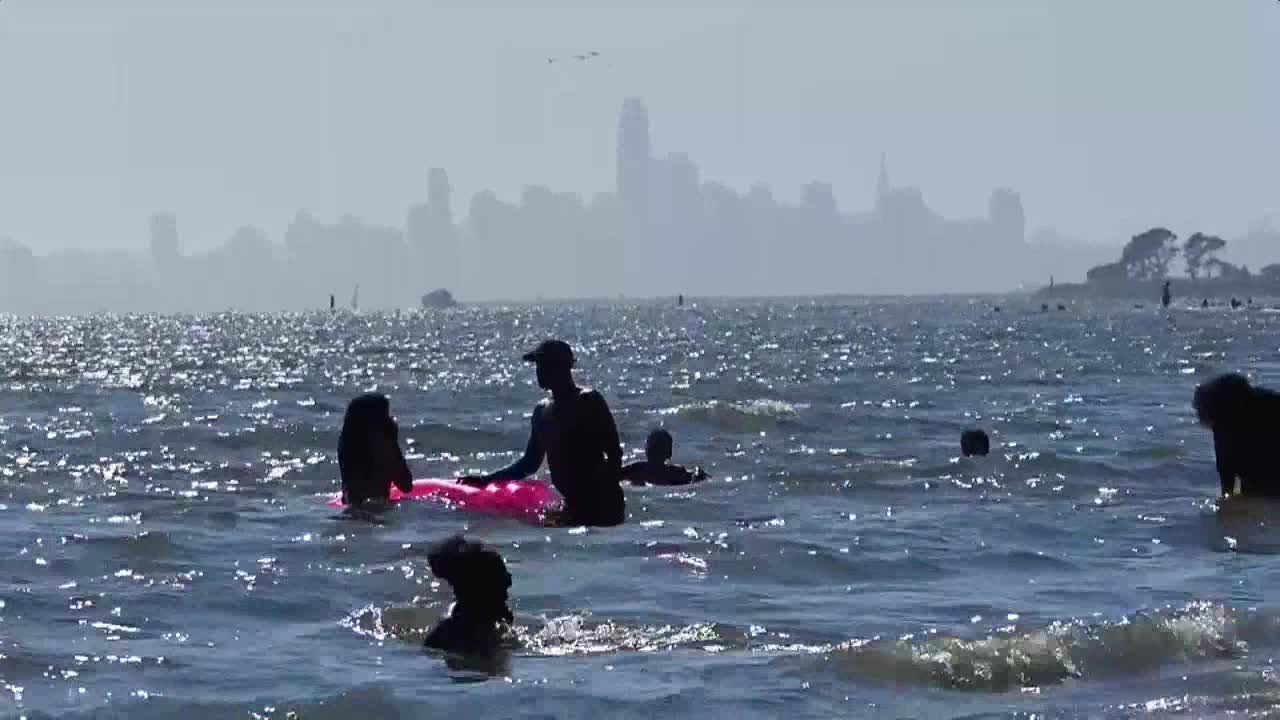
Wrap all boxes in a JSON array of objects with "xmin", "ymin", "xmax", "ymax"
[{"xmin": 462, "ymin": 339, "xmax": 626, "ymax": 526}]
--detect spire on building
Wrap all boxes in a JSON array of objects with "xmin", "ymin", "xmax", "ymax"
[{"xmin": 876, "ymin": 152, "xmax": 891, "ymax": 209}]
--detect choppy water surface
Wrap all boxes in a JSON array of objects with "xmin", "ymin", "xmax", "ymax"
[{"xmin": 3, "ymin": 298, "xmax": 1280, "ymax": 719}]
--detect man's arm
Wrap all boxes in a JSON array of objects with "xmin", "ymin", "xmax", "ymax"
[{"xmin": 477, "ymin": 406, "xmax": 546, "ymax": 483}]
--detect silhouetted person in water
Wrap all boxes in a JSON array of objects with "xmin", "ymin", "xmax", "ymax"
[
  {"xmin": 622, "ymin": 429, "xmax": 708, "ymax": 486},
  {"xmin": 1161, "ymin": 280, "xmax": 1172, "ymax": 309},
  {"xmin": 961, "ymin": 429, "xmax": 990, "ymax": 457},
  {"xmin": 1194, "ymin": 373, "xmax": 1280, "ymax": 498},
  {"xmin": 424, "ymin": 535, "xmax": 514, "ymax": 654},
  {"xmin": 1202, "ymin": 299, "xmax": 1210, "ymax": 309},
  {"xmin": 463, "ymin": 340, "xmax": 625, "ymax": 526},
  {"xmin": 338, "ymin": 393, "xmax": 412, "ymax": 507}
]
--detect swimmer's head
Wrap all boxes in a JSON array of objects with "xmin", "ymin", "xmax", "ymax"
[
  {"xmin": 340, "ymin": 393, "xmax": 396, "ymax": 448},
  {"xmin": 645, "ymin": 428, "xmax": 674, "ymax": 464},
  {"xmin": 523, "ymin": 339, "xmax": 575, "ymax": 390},
  {"xmin": 961, "ymin": 428, "xmax": 990, "ymax": 457}
]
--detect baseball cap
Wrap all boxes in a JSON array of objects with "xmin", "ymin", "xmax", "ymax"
[{"xmin": 521, "ymin": 339, "xmax": 575, "ymax": 366}]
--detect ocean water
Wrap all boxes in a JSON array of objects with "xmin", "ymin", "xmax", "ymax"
[{"xmin": 2, "ymin": 298, "xmax": 1280, "ymax": 720}]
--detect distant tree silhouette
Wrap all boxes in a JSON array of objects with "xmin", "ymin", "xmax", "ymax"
[
  {"xmin": 1205, "ymin": 258, "xmax": 1251, "ymax": 281},
  {"xmin": 1086, "ymin": 261, "xmax": 1128, "ymax": 285},
  {"xmin": 1183, "ymin": 232, "xmax": 1227, "ymax": 281},
  {"xmin": 1260, "ymin": 264, "xmax": 1280, "ymax": 283},
  {"xmin": 1120, "ymin": 227, "xmax": 1179, "ymax": 280}
]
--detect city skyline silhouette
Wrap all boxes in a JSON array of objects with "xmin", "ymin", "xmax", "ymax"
[{"xmin": 3, "ymin": 95, "xmax": 1279, "ymax": 314}]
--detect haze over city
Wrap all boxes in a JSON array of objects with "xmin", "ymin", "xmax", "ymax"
[{"xmin": 1, "ymin": 1, "xmax": 1277, "ymax": 311}]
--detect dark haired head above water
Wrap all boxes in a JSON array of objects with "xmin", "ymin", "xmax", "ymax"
[
  {"xmin": 338, "ymin": 393, "xmax": 413, "ymax": 508},
  {"xmin": 961, "ymin": 429, "xmax": 990, "ymax": 457}
]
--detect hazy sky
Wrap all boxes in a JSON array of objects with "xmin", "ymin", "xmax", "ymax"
[{"xmin": 1, "ymin": 0, "xmax": 1276, "ymax": 252}]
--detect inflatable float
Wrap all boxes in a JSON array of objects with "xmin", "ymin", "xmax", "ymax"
[{"xmin": 327, "ymin": 478, "xmax": 560, "ymax": 521}]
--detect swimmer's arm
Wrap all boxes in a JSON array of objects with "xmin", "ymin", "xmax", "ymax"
[
  {"xmin": 620, "ymin": 461, "xmax": 646, "ymax": 485},
  {"xmin": 651, "ymin": 464, "xmax": 706, "ymax": 486},
  {"xmin": 487, "ymin": 406, "xmax": 546, "ymax": 481},
  {"xmin": 377, "ymin": 426, "xmax": 413, "ymax": 494}
]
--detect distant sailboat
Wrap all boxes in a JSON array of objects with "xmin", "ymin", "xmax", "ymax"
[
  {"xmin": 351, "ymin": 284, "xmax": 359, "ymax": 312},
  {"xmin": 329, "ymin": 294, "xmax": 335, "ymax": 312}
]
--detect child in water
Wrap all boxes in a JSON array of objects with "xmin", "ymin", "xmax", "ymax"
[
  {"xmin": 338, "ymin": 393, "xmax": 413, "ymax": 507},
  {"xmin": 621, "ymin": 429, "xmax": 708, "ymax": 486}
]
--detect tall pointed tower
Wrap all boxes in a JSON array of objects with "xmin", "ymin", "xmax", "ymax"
[{"xmin": 876, "ymin": 152, "xmax": 891, "ymax": 213}]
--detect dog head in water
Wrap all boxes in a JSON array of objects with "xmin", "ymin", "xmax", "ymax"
[
  {"xmin": 424, "ymin": 535, "xmax": 514, "ymax": 654},
  {"xmin": 1194, "ymin": 373, "xmax": 1253, "ymax": 430}
]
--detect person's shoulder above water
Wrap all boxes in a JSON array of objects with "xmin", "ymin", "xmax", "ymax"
[
  {"xmin": 622, "ymin": 461, "xmax": 708, "ymax": 486},
  {"xmin": 566, "ymin": 386, "xmax": 612, "ymax": 416}
]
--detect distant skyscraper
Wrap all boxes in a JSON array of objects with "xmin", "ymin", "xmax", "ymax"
[
  {"xmin": 876, "ymin": 152, "xmax": 891, "ymax": 213},
  {"xmin": 802, "ymin": 181, "xmax": 837, "ymax": 216},
  {"xmin": 616, "ymin": 97, "xmax": 655, "ymax": 283},
  {"xmin": 428, "ymin": 168, "xmax": 452, "ymax": 223},
  {"xmin": 427, "ymin": 167, "xmax": 459, "ymax": 290},
  {"xmin": 988, "ymin": 188, "xmax": 1026, "ymax": 246},
  {"xmin": 407, "ymin": 168, "xmax": 459, "ymax": 289},
  {"xmin": 616, "ymin": 97, "xmax": 652, "ymax": 203},
  {"xmin": 148, "ymin": 212, "xmax": 180, "ymax": 267}
]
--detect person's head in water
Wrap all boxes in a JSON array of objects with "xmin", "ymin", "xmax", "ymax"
[
  {"xmin": 338, "ymin": 393, "xmax": 411, "ymax": 505},
  {"xmin": 424, "ymin": 535, "xmax": 514, "ymax": 654},
  {"xmin": 961, "ymin": 429, "xmax": 990, "ymax": 457},
  {"xmin": 645, "ymin": 428, "xmax": 674, "ymax": 465},
  {"xmin": 523, "ymin": 339, "xmax": 575, "ymax": 392},
  {"xmin": 344, "ymin": 392, "xmax": 393, "ymax": 427}
]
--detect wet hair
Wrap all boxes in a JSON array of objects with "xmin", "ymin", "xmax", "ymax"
[
  {"xmin": 961, "ymin": 429, "xmax": 990, "ymax": 457},
  {"xmin": 1194, "ymin": 373, "xmax": 1253, "ymax": 428},
  {"xmin": 427, "ymin": 535, "xmax": 514, "ymax": 625},
  {"xmin": 338, "ymin": 393, "xmax": 398, "ymax": 503},
  {"xmin": 646, "ymin": 428, "xmax": 673, "ymax": 461}
]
